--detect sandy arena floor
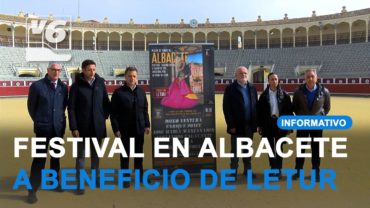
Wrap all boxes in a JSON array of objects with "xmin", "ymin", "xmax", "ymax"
[{"xmin": 0, "ymin": 95, "xmax": 369, "ymax": 208}]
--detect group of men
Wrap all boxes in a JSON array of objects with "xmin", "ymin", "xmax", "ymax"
[
  {"xmin": 27, "ymin": 60, "xmax": 150, "ymax": 203},
  {"xmin": 223, "ymin": 66, "xmax": 330, "ymax": 180},
  {"xmin": 26, "ymin": 62, "xmax": 330, "ymax": 204}
]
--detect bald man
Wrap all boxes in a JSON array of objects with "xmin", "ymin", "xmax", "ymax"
[
  {"xmin": 27, "ymin": 62, "xmax": 68, "ymax": 203},
  {"xmin": 223, "ymin": 66, "xmax": 258, "ymax": 180}
]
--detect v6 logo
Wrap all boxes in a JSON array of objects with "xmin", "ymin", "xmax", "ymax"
[
  {"xmin": 30, "ymin": 20, "xmax": 67, "ymax": 43},
  {"xmin": 26, "ymin": 17, "xmax": 72, "ymax": 62}
]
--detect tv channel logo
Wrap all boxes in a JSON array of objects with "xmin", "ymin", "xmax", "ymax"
[{"xmin": 25, "ymin": 15, "xmax": 72, "ymax": 62}]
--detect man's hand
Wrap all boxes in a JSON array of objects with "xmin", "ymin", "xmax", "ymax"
[
  {"xmin": 72, "ymin": 130, "xmax": 79, "ymax": 137},
  {"xmin": 229, "ymin": 128, "xmax": 236, "ymax": 134},
  {"xmin": 257, "ymin": 127, "xmax": 262, "ymax": 135},
  {"xmin": 114, "ymin": 131, "xmax": 121, "ymax": 138},
  {"xmin": 144, "ymin": 128, "xmax": 150, "ymax": 135}
]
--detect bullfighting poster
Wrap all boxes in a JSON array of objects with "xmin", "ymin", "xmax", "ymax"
[{"xmin": 149, "ymin": 43, "xmax": 216, "ymax": 174}]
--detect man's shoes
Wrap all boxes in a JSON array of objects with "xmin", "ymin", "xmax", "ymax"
[
  {"xmin": 46, "ymin": 180, "xmax": 64, "ymax": 192},
  {"xmin": 243, "ymin": 170, "xmax": 256, "ymax": 180},
  {"xmin": 251, "ymin": 173, "xmax": 257, "ymax": 179},
  {"xmin": 75, "ymin": 188, "xmax": 85, "ymax": 195},
  {"xmin": 141, "ymin": 178, "xmax": 153, "ymax": 184},
  {"xmin": 276, "ymin": 172, "xmax": 282, "ymax": 179},
  {"xmin": 315, "ymin": 169, "xmax": 320, "ymax": 183},
  {"xmin": 225, "ymin": 173, "xmax": 238, "ymax": 182},
  {"xmin": 96, "ymin": 179, "xmax": 100, "ymax": 188},
  {"xmin": 233, "ymin": 173, "xmax": 238, "ymax": 181},
  {"xmin": 27, "ymin": 191, "xmax": 38, "ymax": 204},
  {"xmin": 55, "ymin": 184, "xmax": 64, "ymax": 192},
  {"xmin": 271, "ymin": 170, "xmax": 282, "ymax": 179},
  {"xmin": 292, "ymin": 171, "xmax": 300, "ymax": 180},
  {"xmin": 123, "ymin": 182, "xmax": 130, "ymax": 188}
]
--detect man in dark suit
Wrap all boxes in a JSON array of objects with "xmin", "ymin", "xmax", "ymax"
[
  {"xmin": 292, "ymin": 69, "xmax": 330, "ymax": 182},
  {"xmin": 68, "ymin": 59, "xmax": 110, "ymax": 194},
  {"xmin": 27, "ymin": 62, "xmax": 68, "ymax": 204},
  {"xmin": 110, "ymin": 66, "xmax": 150, "ymax": 188},
  {"xmin": 222, "ymin": 66, "xmax": 258, "ymax": 180},
  {"xmin": 257, "ymin": 72, "xmax": 293, "ymax": 178}
]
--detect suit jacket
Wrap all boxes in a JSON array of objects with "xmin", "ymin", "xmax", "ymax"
[
  {"xmin": 27, "ymin": 75, "xmax": 68, "ymax": 137},
  {"xmin": 110, "ymin": 84, "xmax": 150, "ymax": 136},
  {"xmin": 293, "ymin": 83, "xmax": 330, "ymax": 116},
  {"xmin": 257, "ymin": 85, "xmax": 293, "ymax": 136},
  {"xmin": 68, "ymin": 73, "xmax": 110, "ymax": 138},
  {"xmin": 223, "ymin": 80, "xmax": 258, "ymax": 135}
]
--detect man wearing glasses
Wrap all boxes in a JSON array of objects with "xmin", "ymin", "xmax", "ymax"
[{"xmin": 27, "ymin": 62, "xmax": 68, "ymax": 203}]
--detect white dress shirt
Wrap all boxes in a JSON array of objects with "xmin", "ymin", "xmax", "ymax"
[{"xmin": 269, "ymin": 88, "xmax": 279, "ymax": 117}]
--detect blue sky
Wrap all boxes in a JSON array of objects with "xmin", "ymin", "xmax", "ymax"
[
  {"xmin": 0, "ymin": 0, "xmax": 369, "ymax": 24},
  {"xmin": 187, "ymin": 53, "xmax": 203, "ymax": 64}
]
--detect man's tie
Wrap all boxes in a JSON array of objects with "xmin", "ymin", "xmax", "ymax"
[{"xmin": 51, "ymin": 82, "xmax": 56, "ymax": 89}]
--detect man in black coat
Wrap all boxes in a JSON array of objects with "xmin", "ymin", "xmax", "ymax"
[
  {"xmin": 222, "ymin": 66, "xmax": 258, "ymax": 180},
  {"xmin": 257, "ymin": 72, "xmax": 293, "ymax": 178},
  {"xmin": 110, "ymin": 66, "xmax": 150, "ymax": 188},
  {"xmin": 292, "ymin": 69, "xmax": 330, "ymax": 181},
  {"xmin": 68, "ymin": 59, "xmax": 110, "ymax": 194},
  {"xmin": 27, "ymin": 62, "xmax": 68, "ymax": 203}
]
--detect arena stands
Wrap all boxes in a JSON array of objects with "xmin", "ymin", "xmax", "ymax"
[{"xmin": 0, "ymin": 7, "xmax": 369, "ymax": 95}]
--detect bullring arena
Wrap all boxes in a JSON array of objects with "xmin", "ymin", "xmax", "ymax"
[{"xmin": 0, "ymin": 6, "xmax": 370, "ymax": 208}]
